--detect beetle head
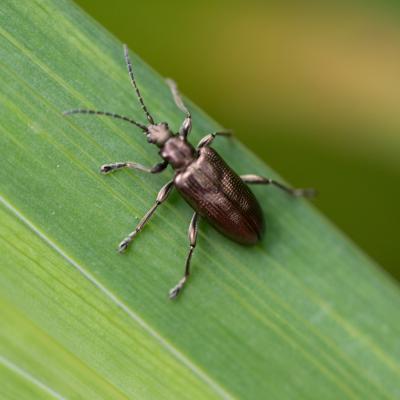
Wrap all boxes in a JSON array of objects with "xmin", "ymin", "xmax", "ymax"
[{"xmin": 146, "ymin": 122, "xmax": 173, "ymax": 147}]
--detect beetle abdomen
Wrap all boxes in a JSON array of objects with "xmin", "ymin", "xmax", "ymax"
[{"xmin": 174, "ymin": 147, "xmax": 264, "ymax": 244}]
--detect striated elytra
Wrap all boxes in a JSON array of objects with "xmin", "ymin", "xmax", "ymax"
[{"xmin": 63, "ymin": 45, "xmax": 315, "ymax": 299}]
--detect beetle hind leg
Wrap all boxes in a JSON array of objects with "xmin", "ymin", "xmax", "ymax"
[
  {"xmin": 169, "ymin": 212, "xmax": 199, "ymax": 299},
  {"xmin": 241, "ymin": 174, "xmax": 316, "ymax": 197}
]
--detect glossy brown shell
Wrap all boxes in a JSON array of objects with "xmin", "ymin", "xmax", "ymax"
[{"xmin": 174, "ymin": 147, "xmax": 264, "ymax": 244}]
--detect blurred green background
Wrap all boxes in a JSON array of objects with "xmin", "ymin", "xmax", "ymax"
[{"xmin": 75, "ymin": 0, "xmax": 400, "ymax": 281}]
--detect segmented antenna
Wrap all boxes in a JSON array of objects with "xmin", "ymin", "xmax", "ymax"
[
  {"xmin": 63, "ymin": 109, "xmax": 148, "ymax": 131},
  {"xmin": 123, "ymin": 44, "xmax": 155, "ymax": 125}
]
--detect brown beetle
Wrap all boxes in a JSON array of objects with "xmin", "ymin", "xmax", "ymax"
[{"xmin": 64, "ymin": 45, "xmax": 315, "ymax": 299}]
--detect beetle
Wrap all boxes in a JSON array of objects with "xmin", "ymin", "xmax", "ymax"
[{"xmin": 64, "ymin": 45, "xmax": 315, "ymax": 299}]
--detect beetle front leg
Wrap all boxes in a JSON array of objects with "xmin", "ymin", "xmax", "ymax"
[
  {"xmin": 169, "ymin": 212, "xmax": 199, "ymax": 299},
  {"xmin": 100, "ymin": 160, "xmax": 168, "ymax": 175},
  {"xmin": 197, "ymin": 131, "xmax": 232, "ymax": 148},
  {"xmin": 241, "ymin": 174, "xmax": 316, "ymax": 197},
  {"xmin": 118, "ymin": 180, "xmax": 174, "ymax": 252},
  {"xmin": 166, "ymin": 78, "xmax": 192, "ymax": 139}
]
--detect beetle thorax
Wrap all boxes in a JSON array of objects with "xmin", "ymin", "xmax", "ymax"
[{"xmin": 160, "ymin": 136, "xmax": 196, "ymax": 171}]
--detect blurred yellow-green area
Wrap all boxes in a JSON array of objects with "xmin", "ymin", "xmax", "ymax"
[{"xmin": 75, "ymin": 0, "xmax": 400, "ymax": 281}]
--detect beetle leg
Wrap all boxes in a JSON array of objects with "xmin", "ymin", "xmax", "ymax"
[
  {"xmin": 169, "ymin": 212, "xmax": 199, "ymax": 299},
  {"xmin": 118, "ymin": 180, "xmax": 174, "ymax": 252},
  {"xmin": 197, "ymin": 131, "xmax": 232, "ymax": 148},
  {"xmin": 241, "ymin": 174, "xmax": 316, "ymax": 197},
  {"xmin": 100, "ymin": 160, "xmax": 168, "ymax": 174},
  {"xmin": 166, "ymin": 78, "xmax": 192, "ymax": 139}
]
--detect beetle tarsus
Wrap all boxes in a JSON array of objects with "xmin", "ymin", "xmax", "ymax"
[
  {"xmin": 169, "ymin": 277, "xmax": 187, "ymax": 299},
  {"xmin": 292, "ymin": 188, "xmax": 317, "ymax": 198},
  {"xmin": 117, "ymin": 238, "xmax": 130, "ymax": 253},
  {"xmin": 100, "ymin": 164, "xmax": 116, "ymax": 174}
]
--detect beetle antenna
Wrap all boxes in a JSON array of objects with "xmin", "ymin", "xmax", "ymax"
[
  {"xmin": 123, "ymin": 44, "xmax": 155, "ymax": 125},
  {"xmin": 63, "ymin": 109, "xmax": 148, "ymax": 132}
]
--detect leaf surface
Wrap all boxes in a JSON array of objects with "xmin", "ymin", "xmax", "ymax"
[{"xmin": 0, "ymin": 1, "xmax": 399, "ymax": 399}]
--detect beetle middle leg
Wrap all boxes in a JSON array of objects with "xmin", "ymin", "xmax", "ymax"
[
  {"xmin": 118, "ymin": 180, "xmax": 174, "ymax": 252},
  {"xmin": 100, "ymin": 160, "xmax": 167, "ymax": 174},
  {"xmin": 197, "ymin": 131, "xmax": 232, "ymax": 148},
  {"xmin": 169, "ymin": 212, "xmax": 199, "ymax": 299},
  {"xmin": 241, "ymin": 174, "xmax": 316, "ymax": 197}
]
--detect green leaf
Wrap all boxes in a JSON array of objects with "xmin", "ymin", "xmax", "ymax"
[{"xmin": 1, "ymin": 1, "xmax": 399, "ymax": 399}]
